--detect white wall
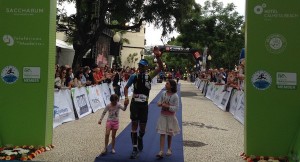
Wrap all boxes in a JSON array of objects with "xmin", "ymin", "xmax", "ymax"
[
  {"xmin": 121, "ymin": 25, "xmax": 145, "ymax": 68},
  {"xmin": 57, "ymin": 48, "xmax": 74, "ymax": 67}
]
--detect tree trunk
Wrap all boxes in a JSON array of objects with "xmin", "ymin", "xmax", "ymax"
[
  {"xmin": 72, "ymin": 49, "xmax": 82, "ymax": 72},
  {"xmin": 72, "ymin": 44, "xmax": 89, "ymax": 72}
]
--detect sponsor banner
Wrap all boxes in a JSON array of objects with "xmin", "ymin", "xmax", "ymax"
[
  {"xmin": 0, "ymin": 0, "xmax": 56, "ymax": 146},
  {"xmin": 71, "ymin": 87, "xmax": 92, "ymax": 118},
  {"xmin": 198, "ymin": 80, "xmax": 205, "ymax": 91},
  {"xmin": 87, "ymin": 86, "xmax": 105, "ymax": 112},
  {"xmin": 233, "ymin": 91, "xmax": 244, "ymax": 125},
  {"xmin": 120, "ymin": 81, "xmax": 126, "ymax": 100},
  {"xmin": 212, "ymin": 84, "xmax": 224, "ymax": 103},
  {"xmin": 100, "ymin": 83, "xmax": 111, "ymax": 106},
  {"xmin": 202, "ymin": 81, "xmax": 208, "ymax": 94},
  {"xmin": 195, "ymin": 79, "xmax": 201, "ymax": 88},
  {"xmin": 108, "ymin": 83, "xmax": 115, "ymax": 95},
  {"xmin": 205, "ymin": 83, "xmax": 214, "ymax": 100},
  {"xmin": 216, "ymin": 87, "xmax": 233, "ymax": 111},
  {"xmin": 229, "ymin": 89, "xmax": 240, "ymax": 115},
  {"xmin": 246, "ymin": 0, "xmax": 300, "ymax": 156},
  {"xmin": 152, "ymin": 76, "xmax": 157, "ymax": 84},
  {"xmin": 53, "ymin": 89, "xmax": 75, "ymax": 128}
]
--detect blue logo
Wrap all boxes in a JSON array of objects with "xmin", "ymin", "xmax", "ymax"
[
  {"xmin": 1, "ymin": 65, "xmax": 19, "ymax": 84},
  {"xmin": 251, "ymin": 70, "xmax": 272, "ymax": 90}
]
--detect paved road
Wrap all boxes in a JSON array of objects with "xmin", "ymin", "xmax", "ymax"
[{"xmin": 34, "ymin": 81, "xmax": 244, "ymax": 162}]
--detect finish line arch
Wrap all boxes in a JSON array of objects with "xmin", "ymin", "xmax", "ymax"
[{"xmin": 156, "ymin": 45, "xmax": 202, "ymax": 61}]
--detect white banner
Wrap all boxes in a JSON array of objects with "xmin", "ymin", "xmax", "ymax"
[
  {"xmin": 229, "ymin": 90, "xmax": 239, "ymax": 115},
  {"xmin": 202, "ymin": 81, "xmax": 208, "ymax": 94},
  {"xmin": 198, "ymin": 80, "xmax": 205, "ymax": 91},
  {"xmin": 152, "ymin": 76, "xmax": 157, "ymax": 84},
  {"xmin": 120, "ymin": 81, "xmax": 126, "ymax": 100},
  {"xmin": 205, "ymin": 83, "xmax": 214, "ymax": 100},
  {"xmin": 234, "ymin": 91, "xmax": 245, "ymax": 125},
  {"xmin": 53, "ymin": 89, "xmax": 75, "ymax": 128},
  {"xmin": 108, "ymin": 83, "xmax": 115, "ymax": 95},
  {"xmin": 87, "ymin": 86, "xmax": 105, "ymax": 112},
  {"xmin": 100, "ymin": 83, "xmax": 111, "ymax": 105},
  {"xmin": 216, "ymin": 87, "xmax": 233, "ymax": 111},
  {"xmin": 194, "ymin": 78, "xmax": 199, "ymax": 87},
  {"xmin": 71, "ymin": 87, "xmax": 93, "ymax": 118},
  {"xmin": 212, "ymin": 84, "xmax": 225, "ymax": 104}
]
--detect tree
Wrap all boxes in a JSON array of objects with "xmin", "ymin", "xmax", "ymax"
[
  {"xmin": 172, "ymin": 0, "xmax": 245, "ymax": 70},
  {"xmin": 126, "ymin": 53, "xmax": 138, "ymax": 66},
  {"xmin": 57, "ymin": 0, "xmax": 197, "ymax": 70}
]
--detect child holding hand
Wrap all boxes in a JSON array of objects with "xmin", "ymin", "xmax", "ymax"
[{"xmin": 98, "ymin": 94, "xmax": 127, "ymax": 155}]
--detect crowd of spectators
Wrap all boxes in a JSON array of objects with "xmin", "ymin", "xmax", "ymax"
[
  {"xmin": 54, "ymin": 64, "xmax": 137, "ymax": 90},
  {"xmin": 198, "ymin": 59, "xmax": 245, "ymax": 91}
]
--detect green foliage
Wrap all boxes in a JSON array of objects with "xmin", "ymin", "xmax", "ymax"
[
  {"xmin": 171, "ymin": 0, "xmax": 245, "ymax": 70},
  {"xmin": 126, "ymin": 53, "xmax": 138, "ymax": 64},
  {"xmin": 57, "ymin": 0, "xmax": 197, "ymax": 69},
  {"xmin": 143, "ymin": 56, "xmax": 156, "ymax": 69},
  {"xmin": 161, "ymin": 52, "xmax": 195, "ymax": 72}
]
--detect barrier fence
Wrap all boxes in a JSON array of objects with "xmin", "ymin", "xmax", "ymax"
[
  {"xmin": 53, "ymin": 77, "xmax": 158, "ymax": 128},
  {"xmin": 194, "ymin": 78, "xmax": 245, "ymax": 125},
  {"xmin": 54, "ymin": 77, "xmax": 243, "ymax": 129}
]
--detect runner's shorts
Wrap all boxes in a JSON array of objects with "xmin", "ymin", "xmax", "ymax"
[{"xmin": 130, "ymin": 100, "xmax": 148, "ymax": 123}]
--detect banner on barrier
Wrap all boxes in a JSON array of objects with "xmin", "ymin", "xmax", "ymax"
[
  {"xmin": 216, "ymin": 87, "xmax": 233, "ymax": 111},
  {"xmin": 205, "ymin": 83, "xmax": 214, "ymax": 100},
  {"xmin": 199, "ymin": 80, "xmax": 205, "ymax": 91},
  {"xmin": 233, "ymin": 91, "xmax": 244, "ymax": 125},
  {"xmin": 198, "ymin": 80, "xmax": 244, "ymax": 124},
  {"xmin": 52, "ymin": 80, "xmax": 156, "ymax": 129},
  {"xmin": 229, "ymin": 89, "xmax": 239, "ymax": 115},
  {"xmin": 72, "ymin": 87, "xmax": 92, "ymax": 118},
  {"xmin": 212, "ymin": 85, "xmax": 225, "ymax": 105},
  {"xmin": 54, "ymin": 89, "xmax": 76, "ymax": 128},
  {"xmin": 120, "ymin": 82, "xmax": 126, "ymax": 99},
  {"xmin": 87, "ymin": 86, "xmax": 105, "ymax": 112},
  {"xmin": 100, "ymin": 83, "xmax": 112, "ymax": 105}
]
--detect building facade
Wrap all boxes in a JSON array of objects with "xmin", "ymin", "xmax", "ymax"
[{"xmin": 120, "ymin": 25, "xmax": 146, "ymax": 68}]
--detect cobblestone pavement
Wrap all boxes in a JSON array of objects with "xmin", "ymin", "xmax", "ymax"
[{"xmin": 34, "ymin": 81, "xmax": 244, "ymax": 162}]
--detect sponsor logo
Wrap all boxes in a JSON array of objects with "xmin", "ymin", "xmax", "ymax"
[
  {"xmin": 6, "ymin": 8, "xmax": 44, "ymax": 16},
  {"xmin": 251, "ymin": 70, "xmax": 272, "ymax": 90},
  {"xmin": 2, "ymin": 35, "xmax": 44, "ymax": 46},
  {"xmin": 54, "ymin": 106, "xmax": 69, "ymax": 117},
  {"xmin": 23, "ymin": 67, "xmax": 41, "ymax": 83},
  {"xmin": 3, "ymin": 35, "xmax": 14, "ymax": 46},
  {"xmin": 276, "ymin": 72, "xmax": 297, "ymax": 90},
  {"xmin": 254, "ymin": 3, "xmax": 299, "ymax": 19},
  {"xmin": 265, "ymin": 34, "xmax": 287, "ymax": 54},
  {"xmin": 1, "ymin": 65, "xmax": 19, "ymax": 84}
]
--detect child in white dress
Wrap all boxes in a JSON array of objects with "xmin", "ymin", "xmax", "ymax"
[
  {"xmin": 156, "ymin": 79, "xmax": 180, "ymax": 158},
  {"xmin": 98, "ymin": 94, "xmax": 127, "ymax": 155}
]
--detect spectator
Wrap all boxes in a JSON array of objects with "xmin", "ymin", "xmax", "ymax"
[
  {"xmin": 73, "ymin": 71, "xmax": 84, "ymax": 87},
  {"xmin": 83, "ymin": 66, "xmax": 93, "ymax": 86}
]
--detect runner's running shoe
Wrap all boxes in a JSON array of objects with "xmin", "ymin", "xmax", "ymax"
[{"xmin": 130, "ymin": 150, "xmax": 139, "ymax": 159}]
